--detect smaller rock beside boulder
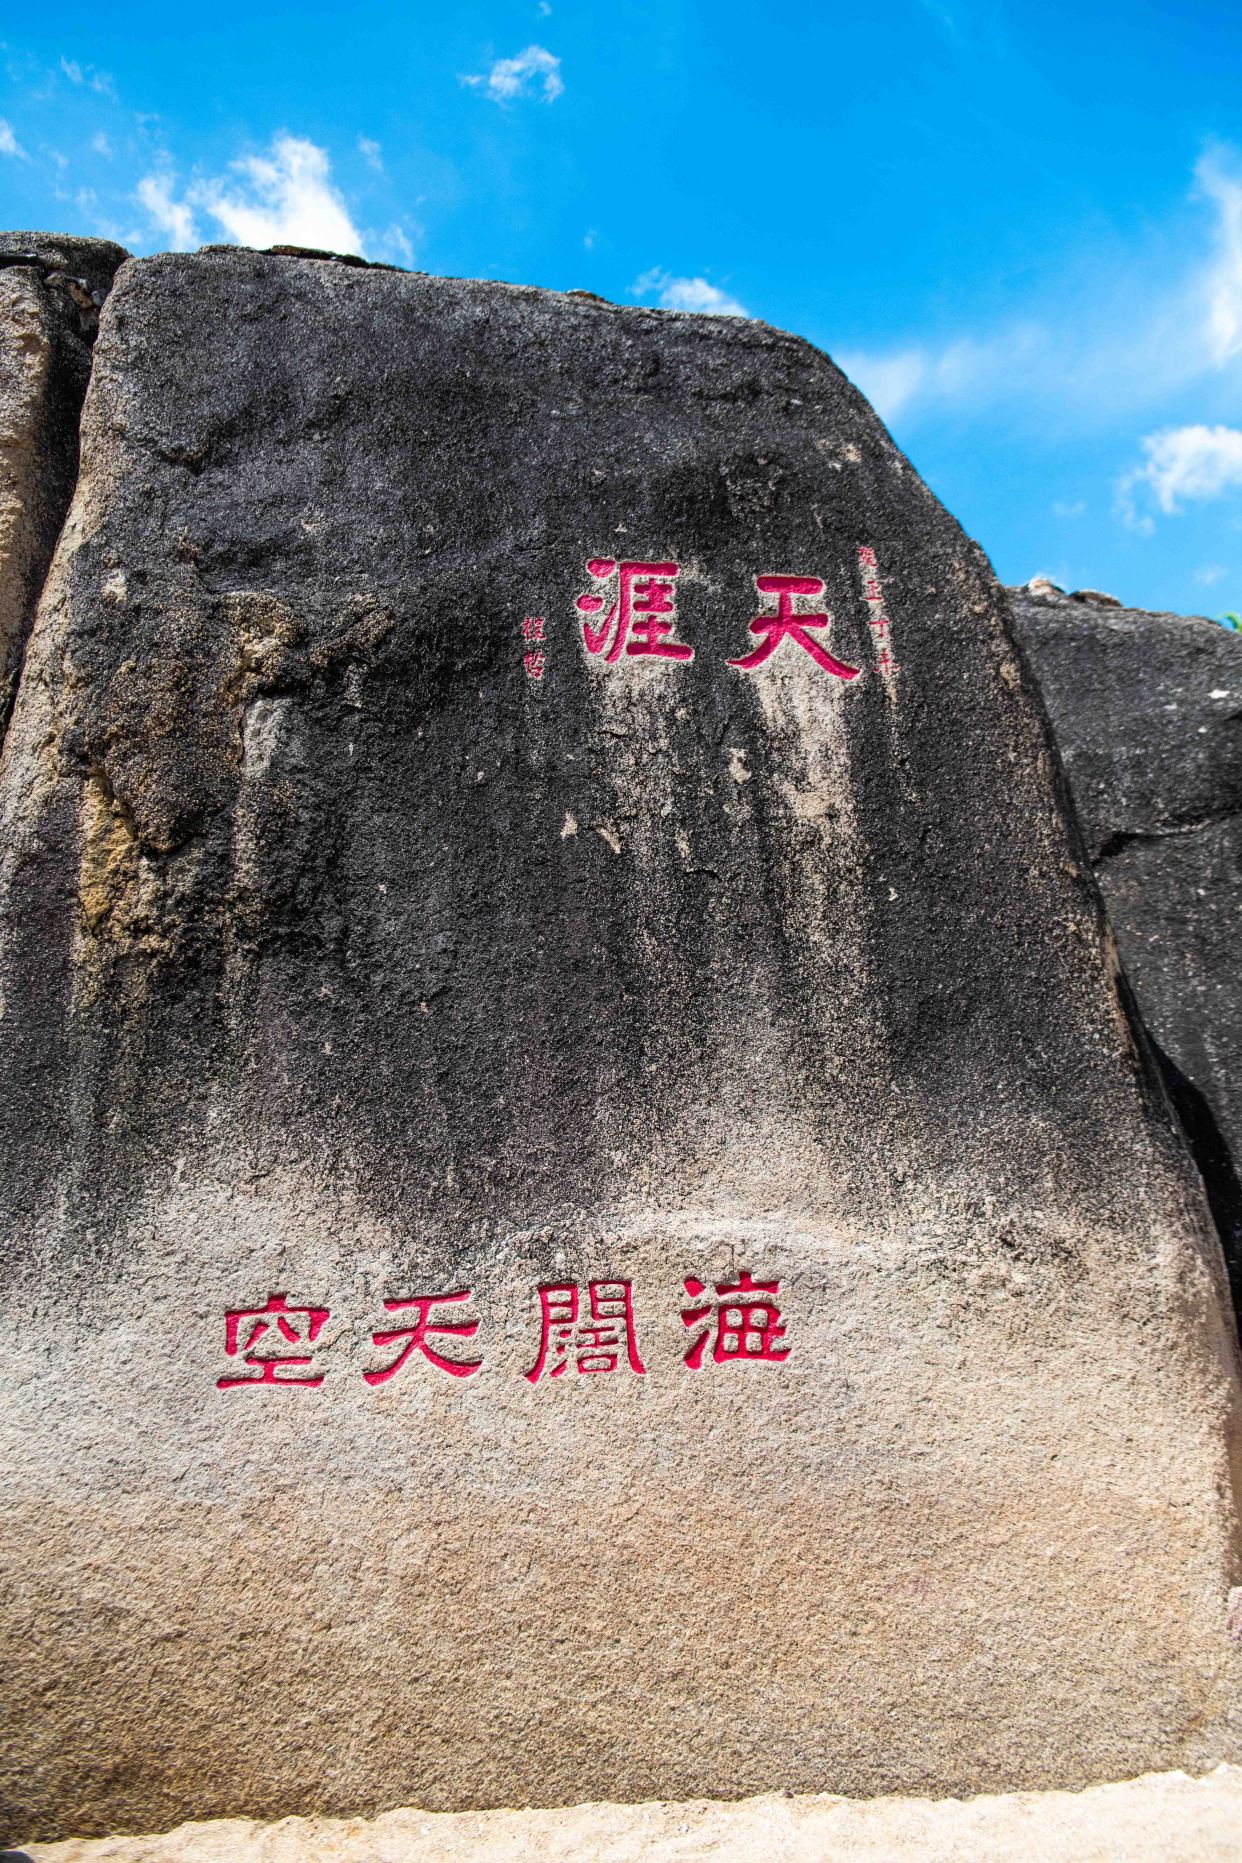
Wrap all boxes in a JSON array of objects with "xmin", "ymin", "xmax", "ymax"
[
  {"xmin": 1008, "ymin": 584, "xmax": 1242, "ymax": 1313},
  {"xmin": 0, "ymin": 233, "xmax": 129, "ymax": 738}
]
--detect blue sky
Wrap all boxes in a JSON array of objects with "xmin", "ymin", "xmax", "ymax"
[{"xmin": 2, "ymin": 1, "xmax": 1242, "ymax": 617}]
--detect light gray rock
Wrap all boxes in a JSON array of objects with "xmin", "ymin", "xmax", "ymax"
[{"xmin": 0, "ymin": 248, "xmax": 1239, "ymax": 1842}]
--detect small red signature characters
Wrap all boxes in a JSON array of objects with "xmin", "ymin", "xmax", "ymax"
[
  {"xmin": 217, "ymin": 1293, "xmax": 331, "ymax": 1389},
  {"xmin": 525, "ymin": 1280, "xmax": 648, "ymax": 1381},
  {"xmin": 575, "ymin": 558, "xmax": 694, "ymax": 663},
  {"xmin": 857, "ymin": 546, "xmax": 898, "ymax": 675},
  {"xmin": 522, "ymin": 615, "xmax": 546, "ymax": 682},
  {"xmin": 364, "ymin": 1290, "xmax": 483, "ymax": 1384},
  {"xmin": 680, "ymin": 1271, "xmax": 791, "ymax": 1368},
  {"xmin": 729, "ymin": 574, "xmax": 860, "ymax": 680}
]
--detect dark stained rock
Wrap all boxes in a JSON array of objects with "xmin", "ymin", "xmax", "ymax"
[
  {"xmin": 0, "ymin": 233, "xmax": 128, "ymax": 737},
  {"xmin": 1009, "ymin": 587, "xmax": 1242, "ymax": 1314},
  {"xmin": 0, "ymin": 249, "xmax": 1239, "ymax": 1842}
]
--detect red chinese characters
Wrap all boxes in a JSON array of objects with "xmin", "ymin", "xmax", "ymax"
[
  {"xmin": 216, "ymin": 1270, "xmax": 794, "ymax": 1388},
  {"xmin": 522, "ymin": 614, "xmax": 546, "ymax": 682},
  {"xmin": 575, "ymin": 559, "xmax": 694, "ymax": 663},
  {"xmin": 729, "ymin": 574, "xmax": 860, "ymax": 680},
  {"xmin": 525, "ymin": 1280, "xmax": 647, "ymax": 1382},
  {"xmin": 857, "ymin": 546, "xmax": 898, "ymax": 675},
  {"xmin": 680, "ymin": 1270, "xmax": 791, "ymax": 1368},
  {"xmin": 217, "ymin": 1293, "xmax": 330, "ymax": 1389},
  {"xmin": 364, "ymin": 1289, "xmax": 483, "ymax": 1384}
]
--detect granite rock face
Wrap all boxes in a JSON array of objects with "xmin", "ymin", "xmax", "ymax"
[
  {"xmin": 0, "ymin": 234, "xmax": 128, "ymax": 736},
  {"xmin": 1, "ymin": 247, "xmax": 1240, "ymax": 1842},
  {"xmin": 1009, "ymin": 588, "xmax": 1242, "ymax": 1315}
]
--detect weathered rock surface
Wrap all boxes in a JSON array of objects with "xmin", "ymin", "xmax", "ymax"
[
  {"xmin": 1009, "ymin": 587, "xmax": 1242, "ymax": 1313},
  {"xmin": 0, "ymin": 234, "xmax": 128, "ymax": 736},
  {"xmin": 1, "ymin": 246, "xmax": 1240, "ymax": 1842},
  {"xmin": 19, "ymin": 1768, "xmax": 1242, "ymax": 1862}
]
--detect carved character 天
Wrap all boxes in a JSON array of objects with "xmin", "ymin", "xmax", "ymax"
[
  {"xmin": 729, "ymin": 574, "xmax": 859, "ymax": 679},
  {"xmin": 364, "ymin": 1290, "xmax": 484, "ymax": 1383}
]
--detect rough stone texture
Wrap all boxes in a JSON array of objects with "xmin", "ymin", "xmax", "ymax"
[
  {"xmin": 1009, "ymin": 587, "xmax": 1242, "ymax": 1315},
  {"xmin": 17, "ymin": 1769, "xmax": 1242, "ymax": 1862},
  {"xmin": 0, "ymin": 234, "xmax": 128, "ymax": 736},
  {"xmin": 1, "ymin": 248, "xmax": 1240, "ymax": 1842}
]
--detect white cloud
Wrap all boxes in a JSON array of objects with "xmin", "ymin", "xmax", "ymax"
[
  {"xmin": 1052, "ymin": 499, "xmax": 1086, "ymax": 519},
  {"xmin": 463, "ymin": 45, "xmax": 563, "ymax": 103},
  {"xmin": 1195, "ymin": 563, "xmax": 1229, "ymax": 585},
  {"xmin": 358, "ymin": 136, "xmax": 383, "ymax": 172},
  {"xmin": 137, "ymin": 170, "xmax": 198, "ymax": 251},
  {"xmin": 91, "ymin": 131, "xmax": 112, "ymax": 158},
  {"xmin": 191, "ymin": 134, "xmax": 364, "ymax": 254},
  {"xmin": 633, "ymin": 268, "xmax": 750, "ymax": 318},
  {"xmin": 136, "ymin": 137, "xmax": 366, "ymax": 259},
  {"xmin": 1117, "ymin": 424, "xmax": 1242, "ymax": 530},
  {"xmin": 0, "ymin": 119, "xmax": 24, "ymax": 158}
]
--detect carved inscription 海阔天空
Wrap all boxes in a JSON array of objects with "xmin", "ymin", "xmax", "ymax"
[{"xmin": 215, "ymin": 1272, "xmax": 793, "ymax": 1389}]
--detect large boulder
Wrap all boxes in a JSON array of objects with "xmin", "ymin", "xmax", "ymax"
[
  {"xmin": 0, "ymin": 234, "xmax": 128, "ymax": 735},
  {"xmin": 1009, "ymin": 587, "xmax": 1242, "ymax": 1315},
  {"xmin": 1, "ymin": 248, "xmax": 1239, "ymax": 1842}
]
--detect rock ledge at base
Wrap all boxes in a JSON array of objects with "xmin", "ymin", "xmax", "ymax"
[{"xmin": 21, "ymin": 1768, "xmax": 1242, "ymax": 1863}]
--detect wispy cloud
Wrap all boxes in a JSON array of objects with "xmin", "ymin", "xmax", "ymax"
[
  {"xmin": 136, "ymin": 169, "xmax": 197, "ymax": 250},
  {"xmin": 1117, "ymin": 425, "xmax": 1242, "ymax": 531},
  {"xmin": 1052, "ymin": 499, "xmax": 1086, "ymax": 519},
  {"xmin": 462, "ymin": 45, "xmax": 563, "ymax": 103},
  {"xmin": 837, "ymin": 328, "xmax": 1042, "ymax": 421},
  {"xmin": 633, "ymin": 268, "xmax": 750, "ymax": 317},
  {"xmin": 137, "ymin": 135, "xmax": 365, "ymax": 258},
  {"xmin": 60, "ymin": 56, "xmax": 117, "ymax": 101},
  {"xmin": 1198, "ymin": 149, "xmax": 1242, "ymax": 367},
  {"xmin": 372, "ymin": 222, "xmax": 414, "ymax": 267},
  {"xmin": 91, "ymin": 131, "xmax": 112, "ymax": 158},
  {"xmin": 0, "ymin": 119, "xmax": 25, "ymax": 158},
  {"xmin": 837, "ymin": 144, "xmax": 1242, "ymax": 428},
  {"xmin": 358, "ymin": 136, "xmax": 383, "ymax": 172},
  {"xmin": 1195, "ymin": 563, "xmax": 1229, "ymax": 586}
]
